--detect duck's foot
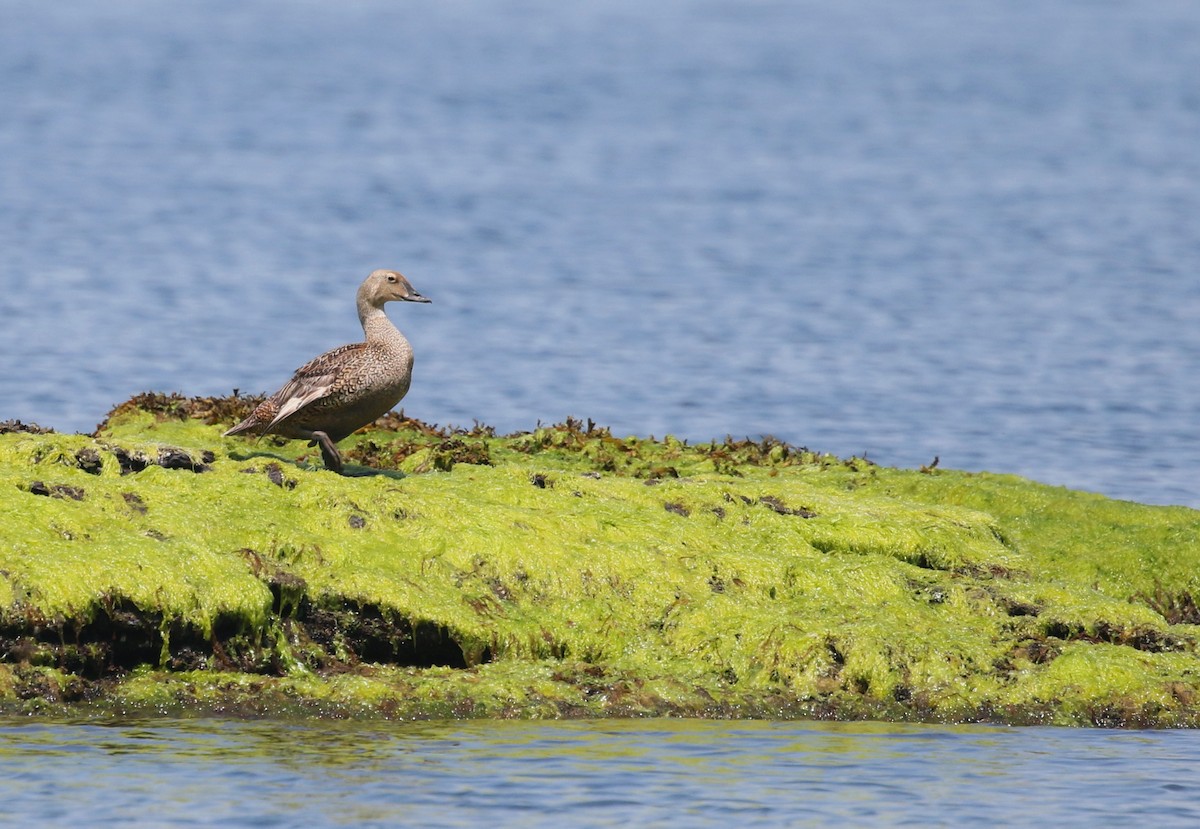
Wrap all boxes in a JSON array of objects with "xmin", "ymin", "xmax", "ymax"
[{"xmin": 309, "ymin": 431, "xmax": 345, "ymax": 475}]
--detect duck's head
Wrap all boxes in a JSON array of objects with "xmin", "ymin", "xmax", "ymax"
[{"xmin": 360, "ymin": 269, "xmax": 431, "ymax": 307}]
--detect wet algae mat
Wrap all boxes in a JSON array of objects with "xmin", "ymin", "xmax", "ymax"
[{"xmin": 2, "ymin": 394, "xmax": 1199, "ymax": 726}]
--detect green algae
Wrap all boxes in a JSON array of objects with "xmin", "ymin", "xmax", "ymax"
[{"xmin": 1, "ymin": 396, "xmax": 1199, "ymax": 726}]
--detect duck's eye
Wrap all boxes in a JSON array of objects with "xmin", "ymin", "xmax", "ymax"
[{"xmin": 386, "ymin": 274, "xmax": 397, "ymax": 283}]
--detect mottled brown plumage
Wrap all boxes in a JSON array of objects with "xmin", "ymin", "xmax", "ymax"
[{"xmin": 224, "ymin": 269, "xmax": 430, "ymax": 473}]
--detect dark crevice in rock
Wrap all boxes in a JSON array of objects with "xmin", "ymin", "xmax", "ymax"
[
  {"xmin": 107, "ymin": 445, "xmax": 213, "ymax": 475},
  {"xmin": 304, "ymin": 600, "xmax": 471, "ymax": 670},
  {"xmin": 122, "ymin": 492, "xmax": 148, "ymax": 514},
  {"xmin": 1, "ymin": 569, "xmax": 475, "ymax": 692},
  {"xmin": 758, "ymin": 495, "xmax": 816, "ymax": 518},
  {"xmin": 261, "ymin": 462, "xmax": 297, "ymax": 489},
  {"xmin": 1040, "ymin": 618, "xmax": 1184, "ymax": 653},
  {"xmin": 74, "ymin": 448, "xmax": 103, "ymax": 474},
  {"xmin": 27, "ymin": 481, "xmax": 86, "ymax": 500},
  {"xmin": 1136, "ymin": 586, "xmax": 1200, "ymax": 626}
]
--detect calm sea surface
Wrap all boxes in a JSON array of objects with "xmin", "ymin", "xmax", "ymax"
[
  {"xmin": 3, "ymin": 1, "xmax": 1200, "ymax": 821},
  {"xmin": 1, "ymin": 0, "xmax": 1198, "ymax": 506},
  {"xmin": 1, "ymin": 718, "xmax": 1199, "ymax": 828}
]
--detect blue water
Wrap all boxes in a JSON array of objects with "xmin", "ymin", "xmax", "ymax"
[
  {"xmin": 2, "ymin": 0, "xmax": 1199, "ymax": 506},
  {"xmin": 0, "ymin": 718, "xmax": 1197, "ymax": 828},
  {"xmin": 3, "ymin": 2, "xmax": 1200, "ymax": 818}
]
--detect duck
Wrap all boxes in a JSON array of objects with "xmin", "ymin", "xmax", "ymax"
[{"xmin": 224, "ymin": 269, "xmax": 431, "ymax": 474}]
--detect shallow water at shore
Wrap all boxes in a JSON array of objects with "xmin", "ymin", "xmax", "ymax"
[
  {"xmin": 1, "ymin": 718, "xmax": 1198, "ymax": 827},
  {"xmin": 2, "ymin": 0, "xmax": 1198, "ymax": 506}
]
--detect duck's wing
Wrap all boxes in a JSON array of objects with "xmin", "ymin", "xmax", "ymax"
[{"xmin": 263, "ymin": 343, "xmax": 365, "ymax": 431}]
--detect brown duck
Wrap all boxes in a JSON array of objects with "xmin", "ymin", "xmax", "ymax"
[{"xmin": 224, "ymin": 269, "xmax": 430, "ymax": 473}]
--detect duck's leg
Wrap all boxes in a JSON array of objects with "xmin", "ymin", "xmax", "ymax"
[
  {"xmin": 302, "ymin": 430, "xmax": 344, "ymax": 474},
  {"xmin": 313, "ymin": 431, "xmax": 344, "ymax": 474}
]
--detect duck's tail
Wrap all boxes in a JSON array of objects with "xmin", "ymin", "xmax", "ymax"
[{"xmin": 223, "ymin": 416, "xmax": 263, "ymax": 438}]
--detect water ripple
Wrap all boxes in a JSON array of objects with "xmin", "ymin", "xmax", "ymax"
[{"xmin": 1, "ymin": 719, "xmax": 1199, "ymax": 827}]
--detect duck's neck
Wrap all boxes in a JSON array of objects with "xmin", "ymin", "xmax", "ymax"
[{"xmin": 359, "ymin": 302, "xmax": 410, "ymax": 350}]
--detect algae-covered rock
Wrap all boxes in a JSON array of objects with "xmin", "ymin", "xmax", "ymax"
[{"xmin": 1, "ymin": 392, "xmax": 1199, "ymax": 726}]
